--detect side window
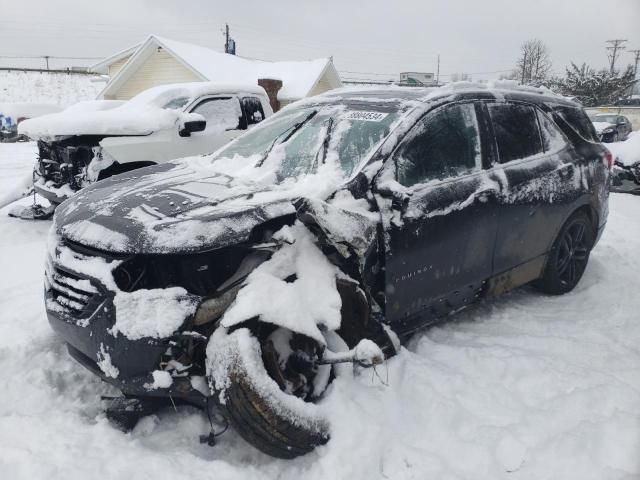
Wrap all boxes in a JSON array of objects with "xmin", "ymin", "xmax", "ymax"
[
  {"xmin": 242, "ymin": 97, "xmax": 265, "ymax": 125},
  {"xmin": 552, "ymin": 106, "xmax": 597, "ymax": 143},
  {"xmin": 395, "ymin": 103, "xmax": 482, "ymax": 187},
  {"xmin": 536, "ymin": 110, "xmax": 567, "ymax": 152},
  {"xmin": 488, "ymin": 103, "xmax": 543, "ymax": 163},
  {"xmin": 190, "ymin": 97, "xmax": 242, "ymax": 131}
]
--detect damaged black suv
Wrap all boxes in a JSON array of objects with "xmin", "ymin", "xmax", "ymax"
[{"xmin": 45, "ymin": 85, "xmax": 610, "ymax": 459}]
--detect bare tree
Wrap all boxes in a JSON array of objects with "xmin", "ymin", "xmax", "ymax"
[{"xmin": 515, "ymin": 39, "xmax": 552, "ymax": 85}]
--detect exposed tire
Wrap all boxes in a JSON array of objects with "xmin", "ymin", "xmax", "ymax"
[
  {"xmin": 534, "ymin": 211, "xmax": 594, "ymax": 295},
  {"xmin": 207, "ymin": 328, "xmax": 330, "ymax": 459}
]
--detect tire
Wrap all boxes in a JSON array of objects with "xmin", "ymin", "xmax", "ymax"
[
  {"xmin": 534, "ymin": 211, "xmax": 594, "ymax": 295},
  {"xmin": 207, "ymin": 328, "xmax": 330, "ymax": 459}
]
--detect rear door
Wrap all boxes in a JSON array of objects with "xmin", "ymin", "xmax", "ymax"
[
  {"xmin": 378, "ymin": 101, "xmax": 500, "ymax": 333},
  {"xmin": 486, "ymin": 102, "xmax": 576, "ymax": 278}
]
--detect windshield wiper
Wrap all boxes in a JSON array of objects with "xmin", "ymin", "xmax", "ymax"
[
  {"xmin": 313, "ymin": 117, "xmax": 335, "ymax": 169},
  {"xmin": 255, "ymin": 110, "xmax": 318, "ymax": 167}
]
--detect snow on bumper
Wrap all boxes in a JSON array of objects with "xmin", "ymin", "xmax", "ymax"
[
  {"xmin": 45, "ymin": 235, "xmax": 200, "ymax": 387},
  {"xmin": 33, "ymin": 170, "xmax": 77, "ymax": 204}
]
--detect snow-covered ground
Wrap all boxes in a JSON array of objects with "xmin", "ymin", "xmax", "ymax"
[
  {"xmin": 0, "ymin": 142, "xmax": 639, "ymax": 479},
  {"xmin": 608, "ymin": 131, "xmax": 640, "ymax": 166},
  {"xmin": 0, "ymin": 70, "xmax": 106, "ymax": 106}
]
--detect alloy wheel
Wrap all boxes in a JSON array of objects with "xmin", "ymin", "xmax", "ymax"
[{"xmin": 555, "ymin": 220, "xmax": 590, "ymax": 287}]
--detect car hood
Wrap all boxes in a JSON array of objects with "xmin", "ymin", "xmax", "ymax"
[
  {"xmin": 592, "ymin": 121, "xmax": 614, "ymax": 133},
  {"xmin": 54, "ymin": 160, "xmax": 300, "ymax": 254}
]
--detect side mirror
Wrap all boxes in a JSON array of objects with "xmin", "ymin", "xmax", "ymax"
[
  {"xmin": 375, "ymin": 182, "xmax": 410, "ymax": 212},
  {"xmin": 179, "ymin": 119, "xmax": 206, "ymax": 137}
]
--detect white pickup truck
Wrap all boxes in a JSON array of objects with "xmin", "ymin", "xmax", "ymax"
[{"xmin": 19, "ymin": 82, "xmax": 273, "ymax": 205}]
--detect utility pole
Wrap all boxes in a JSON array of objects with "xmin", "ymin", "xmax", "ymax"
[
  {"xmin": 521, "ymin": 51, "xmax": 527, "ymax": 84},
  {"xmin": 224, "ymin": 23, "xmax": 230, "ymax": 54},
  {"xmin": 606, "ymin": 39, "xmax": 627, "ymax": 74},
  {"xmin": 436, "ymin": 54, "xmax": 440, "ymax": 86},
  {"xmin": 630, "ymin": 49, "xmax": 640, "ymax": 77},
  {"xmin": 44, "ymin": 55, "xmax": 50, "ymax": 70}
]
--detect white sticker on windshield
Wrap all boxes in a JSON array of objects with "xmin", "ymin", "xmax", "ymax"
[{"xmin": 343, "ymin": 111, "xmax": 389, "ymax": 122}]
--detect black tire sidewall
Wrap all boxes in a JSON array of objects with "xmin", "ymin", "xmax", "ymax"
[{"xmin": 537, "ymin": 211, "xmax": 594, "ymax": 295}]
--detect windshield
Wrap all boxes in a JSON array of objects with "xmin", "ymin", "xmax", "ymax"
[
  {"xmin": 126, "ymin": 87, "xmax": 194, "ymax": 111},
  {"xmin": 594, "ymin": 115, "xmax": 617, "ymax": 124},
  {"xmin": 213, "ymin": 104, "xmax": 401, "ymax": 184},
  {"xmin": 161, "ymin": 96, "xmax": 191, "ymax": 110}
]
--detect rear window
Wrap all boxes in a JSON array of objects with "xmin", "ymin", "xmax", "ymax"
[
  {"xmin": 488, "ymin": 103, "xmax": 543, "ymax": 163},
  {"xmin": 553, "ymin": 106, "xmax": 597, "ymax": 142}
]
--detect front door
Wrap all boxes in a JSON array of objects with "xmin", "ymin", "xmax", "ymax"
[{"xmin": 377, "ymin": 102, "xmax": 500, "ymax": 335}]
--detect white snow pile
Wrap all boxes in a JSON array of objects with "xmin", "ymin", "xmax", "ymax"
[
  {"xmin": 145, "ymin": 370, "xmax": 174, "ymax": 390},
  {"xmin": 18, "ymin": 82, "xmax": 264, "ymax": 140},
  {"xmin": 96, "ymin": 344, "xmax": 119, "ymax": 379},
  {"xmin": 220, "ymin": 223, "xmax": 342, "ymax": 344},
  {"xmin": 0, "ymin": 70, "xmax": 106, "ymax": 105},
  {"xmin": 111, "ymin": 288, "xmax": 199, "ymax": 341},
  {"xmin": 607, "ymin": 131, "xmax": 640, "ymax": 166}
]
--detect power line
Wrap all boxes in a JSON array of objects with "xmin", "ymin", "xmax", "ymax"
[
  {"xmin": 606, "ymin": 39, "xmax": 627, "ymax": 74},
  {"xmin": 0, "ymin": 54, "xmax": 103, "ymax": 60}
]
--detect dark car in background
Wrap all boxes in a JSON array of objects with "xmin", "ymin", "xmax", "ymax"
[
  {"xmin": 614, "ymin": 97, "xmax": 640, "ymax": 107},
  {"xmin": 590, "ymin": 113, "xmax": 633, "ymax": 142},
  {"xmin": 44, "ymin": 85, "xmax": 610, "ymax": 459}
]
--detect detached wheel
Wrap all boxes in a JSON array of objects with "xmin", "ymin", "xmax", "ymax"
[
  {"xmin": 534, "ymin": 211, "xmax": 594, "ymax": 295},
  {"xmin": 206, "ymin": 327, "xmax": 331, "ymax": 459}
]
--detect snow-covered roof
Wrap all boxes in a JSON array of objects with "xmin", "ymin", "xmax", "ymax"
[
  {"xmin": 98, "ymin": 35, "xmax": 342, "ymax": 102},
  {"xmin": 89, "ymin": 43, "xmax": 140, "ymax": 75}
]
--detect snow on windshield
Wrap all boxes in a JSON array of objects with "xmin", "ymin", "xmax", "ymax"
[{"xmin": 211, "ymin": 104, "xmax": 402, "ymax": 188}]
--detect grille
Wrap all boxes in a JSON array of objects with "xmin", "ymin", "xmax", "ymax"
[{"xmin": 45, "ymin": 263, "xmax": 99, "ymax": 317}]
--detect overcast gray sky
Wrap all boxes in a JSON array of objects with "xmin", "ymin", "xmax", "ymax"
[{"xmin": 2, "ymin": 0, "xmax": 639, "ymax": 81}]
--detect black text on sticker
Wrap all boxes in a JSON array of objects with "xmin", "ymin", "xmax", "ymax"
[{"xmin": 344, "ymin": 111, "xmax": 389, "ymax": 122}]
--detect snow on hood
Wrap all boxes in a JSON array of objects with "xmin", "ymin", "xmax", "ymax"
[
  {"xmin": 592, "ymin": 121, "xmax": 614, "ymax": 133},
  {"xmin": 18, "ymin": 82, "xmax": 265, "ymax": 140},
  {"xmin": 53, "ymin": 159, "xmax": 299, "ymax": 254}
]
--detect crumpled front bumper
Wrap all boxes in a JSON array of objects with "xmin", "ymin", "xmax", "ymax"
[
  {"xmin": 33, "ymin": 168, "xmax": 76, "ymax": 205},
  {"xmin": 44, "ymin": 248, "xmax": 208, "ymax": 406}
]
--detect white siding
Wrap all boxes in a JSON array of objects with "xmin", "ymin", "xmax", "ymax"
[
  {"xmin": 107, "ymin": 56, "xmax": 131, "ymax": 78},
  {"xmin": 109, "ymin": 49, "xmax": 202, "ymax": 100},
  {"xmin": 308, "ymin": 74, "xmax": 334, "ymax": 97}
]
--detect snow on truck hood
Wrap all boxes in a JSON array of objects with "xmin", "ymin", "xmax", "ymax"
[
  {"xmin": 18, "ymin": 82, "xmax": 266, "ymax": 140},
  {"xmin": 53, "ymin": 159, "xmax": 301, "ymax": 254},
  {"xmin": 19, "ymin": 101, "xmax": 187, "ymax": 140}
]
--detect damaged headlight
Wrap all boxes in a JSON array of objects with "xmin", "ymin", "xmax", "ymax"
[
  {"xmin": 192, "ymin": 285, "xmax": 242, "ymax": 326},
  {"xmin": 86, "ymin": 146, "xmax": 116, "ymax": 182},
  {"xmin": 191, "ymin": 249, "xmax": 272, "ymax": 326}
]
